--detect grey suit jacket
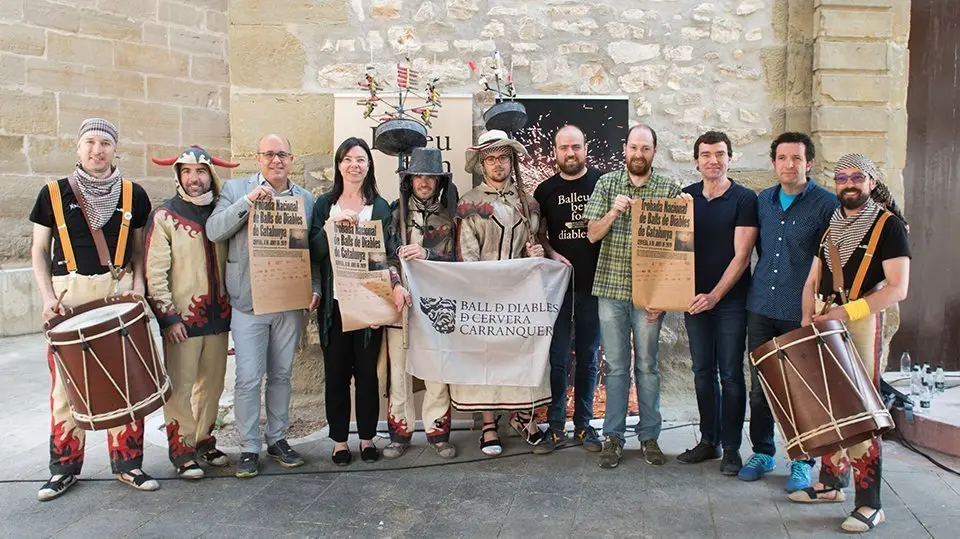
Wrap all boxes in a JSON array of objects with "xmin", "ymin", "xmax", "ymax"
[{"xmin": 207, "ymin": 173, "xmax": 321, "ymax": 314}]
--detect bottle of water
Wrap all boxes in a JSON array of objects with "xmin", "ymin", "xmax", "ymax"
[
  {"xmin": 934, "ymin": 364, "xmax": 945, "ymax": 395},
  {"xmin": 918, "ymin": 381, "xmax": 932, "ymax": 414},
  {"xmin": 910, "ymin": 365, "xmax": 922, "ymax": 397},
  {"xmin": 900, "ymin": 351, "xmax": 912, "ymax": 374},
  {"xmin": 923, "ymin": 363, "xmax": 931, "ymax": 383}
]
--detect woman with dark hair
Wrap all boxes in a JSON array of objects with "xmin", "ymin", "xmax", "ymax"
[{"xmin": 309, "ymin": 137, "xmax": 392, "ymax": 465}]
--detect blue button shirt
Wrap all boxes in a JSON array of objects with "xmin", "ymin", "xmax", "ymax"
[{"xmin": 747, "ymin": 179, "xmax": 839, "ymax": 322}]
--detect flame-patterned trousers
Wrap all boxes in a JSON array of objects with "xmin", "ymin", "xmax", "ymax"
[
  {"xmin": 817, "ymin": 303, "xmax": 886, "ymax": 510},
  {"xmin": 386, "ymin": 328, "xmax": 451, "ymax": 444},
  {"xmin": 48, "ymin": 350, "xmax": 145, "ymax": 476},
  {"xmin": 162, "ymin": 333, "xmax": 228, "ymax": 466}
]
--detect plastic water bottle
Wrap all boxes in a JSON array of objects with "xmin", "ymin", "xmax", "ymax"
[
  {"xmin": 923, "ymin": 363, "xmax": 931, "ymax": 383},
  {"xmin": 900, "ymin": 351, "xmax": 912, "ymax": 374},
  {"xmin": 918, "ymin": 381, "xmax": 932, "ymax": 414},
  {"xmin": 910, "ymin": 365, "xmax": 922, "ymax": 397},
  {"xmin": 934, "ymin": 364, "xmax": 945, "ymax": 395}
]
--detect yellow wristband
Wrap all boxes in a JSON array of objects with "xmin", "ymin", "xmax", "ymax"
[{"xmin": 842, "ymin": 298, "xmax": 871, "ymax": 322}]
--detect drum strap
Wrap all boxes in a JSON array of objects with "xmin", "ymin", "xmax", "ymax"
[
  {"xmin": 66, "ymin": 176, "xmax": 132, "ymax": 281},
  {"xmin": 827, "ymin": 241, "xmax": 847, "ymax": 305},
  {"xmin": 47, "ymin": 181, "xmax": 78, "ymax": 273},
  {"xmin": 849, "ymin": 211, "xmax": 891, "ymax": 301}
]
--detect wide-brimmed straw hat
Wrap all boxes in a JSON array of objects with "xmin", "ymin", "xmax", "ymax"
[{"xmin": 463, "ymin": 129, "xmax": 527, "ymax": 173}]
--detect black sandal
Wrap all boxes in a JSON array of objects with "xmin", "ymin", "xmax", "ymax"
[
  {"xmin": 511, "ymin": 411, "xmax": 545, "ymax": 446},
  {"xmin": 480, "ymin": 420, "xmax": 502, "ymax": 457}
]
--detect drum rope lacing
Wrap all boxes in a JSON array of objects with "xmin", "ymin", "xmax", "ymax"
[
  {"xmin": 48, "ymin": 307, "xmax": 171, "ymax": 427},
  {"xmin": 753, "ymin": 325, "xmax": 891, "ymax": 458}
]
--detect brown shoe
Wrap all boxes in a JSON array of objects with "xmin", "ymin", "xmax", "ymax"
[{"xmin": 641, "ymin": 439, "xmax": 666, "ymax": 466}]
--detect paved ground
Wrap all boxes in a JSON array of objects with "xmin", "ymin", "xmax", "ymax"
[{"xmin": 1, "ymin": 333, "xmax": 958, "ymax": 538}]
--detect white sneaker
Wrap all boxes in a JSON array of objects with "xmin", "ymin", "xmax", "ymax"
[
  {"xmin": 37, "ymin": 474, "xmax": 78, "ymax": 501},
  {"xmin": 118, "ymin": 469, "xmax": 160, "ymax": 491}
]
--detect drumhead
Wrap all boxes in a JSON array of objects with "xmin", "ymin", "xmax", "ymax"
[{"xmin": 54, "ymin": 303, "xmax": 138, "ymax": 331}]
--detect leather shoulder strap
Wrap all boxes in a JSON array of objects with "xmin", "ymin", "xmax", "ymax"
[
  {"xmin": 849, "ymin": 211, "xmax": 892, "ymax": 301},
  {"xmin": 47, "ymin": 181, "xmax": 77, "ymax": 273},
  {"xmin": 113, "ymin": 180, "xmax": 133, "ymax": 267},
  {"xmin": 826, "ymin": 239, "xmax": 847, "ymax": 304},
  {"xmin": 67, "ymin": 175, "xmax": 113, "ymax": 269}
]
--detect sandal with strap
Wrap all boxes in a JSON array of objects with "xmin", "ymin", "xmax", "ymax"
[
  {"xmin": 841, "ymin": 508, "xmax": 884, "ymax": 533},
  {"xmin": 510, "ymin": 411, "xmax": 545, "ymax": 447},
  {"xmin": 479, "ymin": 421, "xmax": 502, "ymax": 457},
  {"xmin": 787, "ymin": 486, "xmax": 846, "ymax": 504},
  {"xmin": 176, "ymin": 461, "xmax": 204, "ymax": 479},
  {"xmin": 118, "ymin": 469, "xmax": 160, "ymax": 492},
  {"xmin": 200, "ymin": 448, "xmax": 229, "ymax": 467}
]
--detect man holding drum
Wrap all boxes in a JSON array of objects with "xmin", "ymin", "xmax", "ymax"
[
  {"xmin": 794, "ymin": 153, "xmax": 911, "ymax": 533},
  {"xmin": 29, "ymin": 118, "xmax": 157, "ymax": 500},
  {"xmin": 146, "ymin": 146, "xmax": 237, "ymax": 479}
]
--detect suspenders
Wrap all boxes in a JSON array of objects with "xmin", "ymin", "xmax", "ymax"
[{"xmin": 46, "ymin": 179, "xmax": 134, "ymax": 273}]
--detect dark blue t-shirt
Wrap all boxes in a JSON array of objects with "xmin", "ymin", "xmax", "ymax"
[{"xmin": 683, "ymin": 180, "xmax": 759, "ymax": 302}]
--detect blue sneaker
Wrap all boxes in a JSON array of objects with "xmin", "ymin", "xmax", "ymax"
[
  {"xmin": 738, "ymin": 453, "xmax": 776, "ymax": 481},
  {"xmin": 784, "ymin": 461, "xmax": 813, "ymax": 493}
]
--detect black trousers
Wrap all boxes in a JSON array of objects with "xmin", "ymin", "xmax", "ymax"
[{"xmin": 320, "ymin": 301, "xmax": 383, "ymax": 443}]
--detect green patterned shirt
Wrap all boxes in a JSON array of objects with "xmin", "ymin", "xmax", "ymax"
[{"xmin": 583, "ymin": 169, "xmax": 682, "ymax": 301}]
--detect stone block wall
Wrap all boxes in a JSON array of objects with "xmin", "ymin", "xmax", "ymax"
[
  {"xmin": 0, "ymin": 0, "xmax": 231, "ymax": 268},
  {"xmin": 229, "ymin": 0, "xmax": 797, "ymax": 195},
  {"xmin": 811, "ymin": 0, "xmax": 910, "ymax": 201}
]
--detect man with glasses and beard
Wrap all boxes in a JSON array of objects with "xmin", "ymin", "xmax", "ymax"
[
  {"xmin": 583, "ymin": 124, "xmax": 684, "ymax": 469},
  {"xmin": 454, "ymin": 129, "xmax": 548, "ymax": 456},
  {"xmin": 532, "ymin": 125, "xmax": 604, "ymax": 454},
  {"xmin": 792, "ymin": 153, "xmax": 910, "ymax": 533}
]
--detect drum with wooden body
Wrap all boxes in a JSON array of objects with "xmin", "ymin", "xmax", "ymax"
[
  {"xmin": 749, "ymin": 319, "xmax": 893, "ymax": 461},
  {"xmin": 44, "ymin": 296, "xmax": 171, "ymax": 430}
]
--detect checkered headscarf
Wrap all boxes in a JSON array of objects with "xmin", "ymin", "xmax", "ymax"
[
  {"xmin": 833, "ymin": 153, "xmax": 908, "ymax": 226},
  {"xmin": 77, "ymin": 118, "xmax": 118, "ymax": 146}
]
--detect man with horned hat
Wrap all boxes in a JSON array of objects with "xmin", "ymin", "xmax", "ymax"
[
  {"xmin": 454, "ymin": 129, "xmax": 549, "ymax": 456},
  {"xmin": 29, "ymin": 118, "xmax": 157, "ymax": 500},
  {"xmin": 382, "ymin": 147, "xmax": 459, "ymax": 460},
  {"xmin": 793, "ymin": 153, "xmax": 911, "ymax": 533},
  {"xmin": 145, "ymin": 146, "xmax": 237, "ymax": 479}
]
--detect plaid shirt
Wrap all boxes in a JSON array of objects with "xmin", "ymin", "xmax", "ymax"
[{"xmin": 583, "ymin": 169, "xmax": 681, "ymax": 301}]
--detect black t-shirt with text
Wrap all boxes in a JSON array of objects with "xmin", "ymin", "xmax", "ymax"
[
  {"xmin": 534, "ymin": 168, "xmax": 603, "ymax": 293},
  {"xmin": 29, "ymin": 178, "xmax": 152, "ymax": 276},
  {"xmin": 817, "ymin": 212, "xmax": 910, "ymax": 301}
]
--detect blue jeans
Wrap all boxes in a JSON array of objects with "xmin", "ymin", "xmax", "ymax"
[
  {"xmin": 598, "ymin": 297, "xmax": 663, "ymax": 443},
  {"xmin": 547, "ymin": 289, "xmax": 600, "ymax": 429},
  {"xmin": 684, "ymin": 297, "xmax": 747, "ymax": 450}
]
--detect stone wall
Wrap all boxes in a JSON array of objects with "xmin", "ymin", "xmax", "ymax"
[
  {"xmin": 0, "ymin": 0, "xmax": 231, "ymax": 268},
  {"xmin": 229, "ymin": 0, "xmax": 795, "ymax": 193}
]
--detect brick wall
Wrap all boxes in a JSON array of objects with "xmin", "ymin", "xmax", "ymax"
[{"xmin": 0, "ymin": 0, "xmax": 230, "ymax": 266}]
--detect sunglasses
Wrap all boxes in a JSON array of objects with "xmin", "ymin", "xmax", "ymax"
[{"xmin": 834, "ymin": 173, "xmax": 869, "ymax": 185}]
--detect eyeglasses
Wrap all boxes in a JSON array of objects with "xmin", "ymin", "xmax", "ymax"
[
  {"xmin": 834, "ymin": 173, "xmax": 868, "ymax": 185},
  {"xmin": 257, "ymin": 151, "xmax": 293, "ymax": 161},
  {"xmin": 482, "ymin": 154, "xmax": 512, "ymax": 165}
]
